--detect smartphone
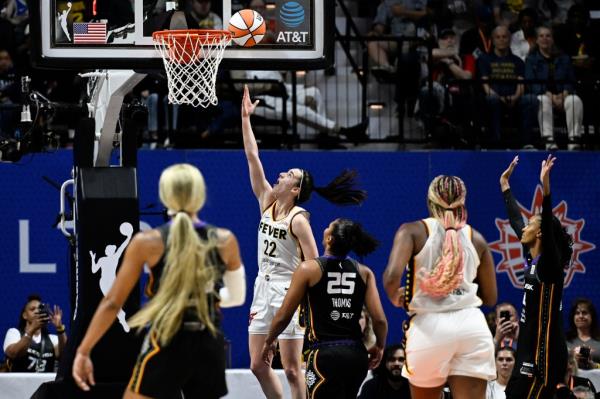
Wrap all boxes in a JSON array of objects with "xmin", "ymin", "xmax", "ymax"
[
  {"xmin": 580, "ymin": 346, "xmax": 591, "ymax": 358},
  {"xmin": 500, "ymin": 310, "xmax": 511, "ymax": 323},
  {"xmin": 36, "ymin": 303, "xmax": 51, "ymax": 323}
]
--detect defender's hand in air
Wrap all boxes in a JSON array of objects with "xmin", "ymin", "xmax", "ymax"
[
  {"xmin": 540, "ymin": 155, "xmax": 556, "ymax": 196},
  {"xmin": 500, "ymin": 155, "xmax": 519, "ymax": 192},
  {"xmin": 73, "ymin": 352, "xmax": 96, "ymax": 391},
  {"xmin": 241, "ymin": 84, "xmax": 260, "ymax": 118}
]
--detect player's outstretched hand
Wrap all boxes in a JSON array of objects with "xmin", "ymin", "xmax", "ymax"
[
  {"xmin": 73, "ymin": 351, "xmax": 95, "ymax": 391},
  {"xmin": 500, "ymin": 155, "xmax": 519, "ymax": 191},
  {"xmin": 241, "ymin": 84, "xmax": 260, "ymax": 118}
]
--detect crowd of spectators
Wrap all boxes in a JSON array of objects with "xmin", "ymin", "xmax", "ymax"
[
  {"xmin": 483, "ymin": 297, "xmax": 600, "ymax": 399},
  {"xmin": 366, "ymin": 0, "xmax": 600, "ymax": 149},
  {"xmin": 1, "ymin": 0, "xmax": 599, "ymax": 151}
]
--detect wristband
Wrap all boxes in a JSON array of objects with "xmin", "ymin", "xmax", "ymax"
[
  {"xmin": 56, "ymin": 325, "xmax": 66, "ymax": 334},
  {"xmin": 23, "ymin": 332, "xmax": 32, "ymax": 339}
]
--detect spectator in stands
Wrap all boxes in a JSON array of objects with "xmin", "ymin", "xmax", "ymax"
[
  {"xmin": 554, "ymin": 5, "xmax": 599, "ymax": 80},
  {"xmin": 477, "ymin": 25, "xmax": 529, "ymax": 147},
  {"xmin": 493, "ymin": 302, "xmax": 519, "ymax": 349},
  {"xmin": 568, "ymin": 350, "xmax": 598, "ymax": 394},
  {"xmin": 524, "ymin": 26, "xmax": 583, "ymax": 150},
  {"xmin": 368, "ymin": 0, "xmax": 428, "ymax": 74},
  {"xmin": 232, "ymin": 70, "xmax": 369, "ymax": 142},
  {"xmin": 566, "ymin": 298, "xmax": 600, "ymax": 369},
  {"xmin": 186, "ymin": 0, "xmax": 222, "ymax": 29},
  {"xmin": 510, "ymin": 8, "xmax": 538, "ymax": 61},
  {"xmin": 417, "ymin": 28, "xmax": 474, "ymax": 145},
  {"xmin": 460, "ymin": 4, "xmax": 494, "ymax": 61},
  {"xmin": 0, "ymin": 49, "xmax": 19, "ymax": 137},
  {"xmin": 358, "ymin": 344, "xmax": 411, "ymax": 398},
  {"xmin": 3, "ymin": 294, "xmax": 67, "ymax": 372},
  {"xmin": 486, "ymin": 346, "xmax": 516, "ymax": 399},
  {"xmin": 368, "ymin": 0, "xmax": 425, "ymax": 117},
  {"xmin": 492, "ymin": 0, "xmax": 525, "ymax": 29}
]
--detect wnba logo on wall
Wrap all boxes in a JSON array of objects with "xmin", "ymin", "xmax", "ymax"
[
  {"xmin": 489, "ymin": 186, "xmax": 595, "ymax": 288},
  {"xmin": 277, "ymin": 1, "xmax": 308, "ymax": 43}
]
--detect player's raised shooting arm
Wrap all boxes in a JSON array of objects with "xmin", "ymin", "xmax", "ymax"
[{"xmin": 241, "ymin": 84, "xmax": 273, "ymax": 208}]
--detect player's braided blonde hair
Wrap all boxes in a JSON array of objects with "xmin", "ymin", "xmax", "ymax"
[{"xmin": 420, "ymin": 175, "xmax": 468, "ymax": 298}]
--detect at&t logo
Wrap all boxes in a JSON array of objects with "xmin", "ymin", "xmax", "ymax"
[{"xmin": 277, "ymin": 1, "xmax": 309, "ymax": 43}]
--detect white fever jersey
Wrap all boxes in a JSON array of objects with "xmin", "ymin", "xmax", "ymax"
[
  {"xmin": 257, "ymin": 201, "xmax": 307, "ymax": 279},
  {"xmin": 405, "ymin": 217, "xmax": 482, "ymax": 314}
]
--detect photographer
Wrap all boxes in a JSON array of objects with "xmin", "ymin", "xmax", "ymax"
[
  {"xmin": 493, "ymin": 302, "xmax": 519, "ymax": 350},
  {"xmin": 3, "ymin": 294, "xmax": 67, "ymax": 372}
]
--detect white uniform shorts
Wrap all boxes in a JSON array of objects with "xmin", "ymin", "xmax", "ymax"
[
  {"xmin": 402, "ymin": 307, "xmax": 496, "ymax": 388},
  {"xmin": 248, "ymin": 274, "xmax": 304, "ymax": 339}
]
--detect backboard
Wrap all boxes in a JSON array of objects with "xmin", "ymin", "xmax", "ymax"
[{"xmin": 30, "ymin": 0, "xmax": 334, "ymax": 70}]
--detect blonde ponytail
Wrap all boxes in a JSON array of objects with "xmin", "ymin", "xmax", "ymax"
[
  {"xmin": 128, "ymin": 164, "xmax": 218, "ymax": 345},
  {"xmin": 420, "ymin": 175, "xmax": 468, "ymax": 298}
]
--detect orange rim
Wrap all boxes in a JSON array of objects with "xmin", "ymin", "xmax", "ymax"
[{"xmin": 152, "ymin": 29, "xmax": 232, "ymax": 44}]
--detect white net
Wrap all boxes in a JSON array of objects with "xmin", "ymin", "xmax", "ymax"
[{"xmin": 153, "ymin": 30, "xmax": 231, "ymax": 108}]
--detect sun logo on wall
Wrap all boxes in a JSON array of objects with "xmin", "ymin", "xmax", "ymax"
[{"xmin": 490, "ymin": 186, "xmax": 595, "ymax": 288}]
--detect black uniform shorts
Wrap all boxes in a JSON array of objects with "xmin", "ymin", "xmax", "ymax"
[
  {"xmin": 305, "ymin": 342, "xmax": 368, "ymax": 399},
  {"xmin": 128, "ymin": 326, "xmax": 227, "ymax": 399}
]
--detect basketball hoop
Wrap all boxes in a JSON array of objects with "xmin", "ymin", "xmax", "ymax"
[{"xmin": 152, "ymin": 29, "xmax": 231, "ymax": 108}]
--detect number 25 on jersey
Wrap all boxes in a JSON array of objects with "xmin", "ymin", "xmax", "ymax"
[{"xmin": 327, "ymin": 272, "xmax": 356, "ymax": 294}]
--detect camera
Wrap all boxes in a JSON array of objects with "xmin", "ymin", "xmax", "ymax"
[
  {"xmin": 579, "ymin": 345, "xmax": 591, "ymax": 358},
  {"xmin": 500, "ymin": 310, "xmax": 511, "ymax": 323}
]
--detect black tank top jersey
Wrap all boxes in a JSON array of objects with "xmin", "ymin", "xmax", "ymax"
[
  {"xmin": 303, "ymin": 256, "xmax": 366, "ymax": 344},
  {"xmin": 10, "ymin": 332, "xmax": 55, "ymax": 372},
  {"xmin": 145, "ymin": 222, "xmax": 227, "ymax": 326}
]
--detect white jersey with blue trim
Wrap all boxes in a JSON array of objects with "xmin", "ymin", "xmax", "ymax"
[
  {"xmin": 257, "ymin": 201, "xmax": 307, "ymax": 279},
  {"xmin": 407, "ymin": 217, "xmax": 482, "ymax": 314}
]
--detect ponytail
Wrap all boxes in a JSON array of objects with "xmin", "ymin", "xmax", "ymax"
[
  {"xmin": 329, "ymin": 218, "xmax": 379, "ymax": 258},
  {"xmin": 420, "ymin": 175, "xmax": 468, "ymax": 298},
  {"xmin": 128, "ymin": 163, "xmax": 218, "ymax": 346},
  {"xmin": 128, "ymin": 212, "xmax": 217, "ymax": 345},
  {"xmin": 297, "ymin": 169, "xmax": 367, "ymax": 206}
]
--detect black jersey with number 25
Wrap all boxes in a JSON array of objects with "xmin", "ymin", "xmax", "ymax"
[{"xmin": 303, "ymin": 256, "xmax": 367, "ymax": 344}]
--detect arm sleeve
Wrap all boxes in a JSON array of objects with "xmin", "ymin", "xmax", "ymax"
[
  {"xmin": 219, "ymin": 266, "xmax": 246, "ymax": 308},
  {"xmin": 539, "ymin": 193, "xmax": 563, "ymax": 283},
  {"xmin": 502, "ymin": 189, "xmax": 525, "ymax": 239}
]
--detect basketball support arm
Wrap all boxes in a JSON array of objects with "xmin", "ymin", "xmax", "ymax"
[{"xmin": 80, "ymin": 70, "xmax": 146, "ymax": 167}]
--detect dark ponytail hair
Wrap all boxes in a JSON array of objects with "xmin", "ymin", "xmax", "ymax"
[
  {"xmin": 551, "ymin": 215, "xmax": 573, "ymax": 269},
  {"xmin": 329, "ymin": 218, "xmax": 379, "ymax": 258},
  {"xmin": 297, "ymin": 169, "xmax": 367, "ymax": 206}
]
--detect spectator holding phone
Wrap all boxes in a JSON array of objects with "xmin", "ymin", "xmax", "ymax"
[
  {"xmin": 2, "ymin": 294, "xmax": 67, "ymax": 372},
  {"xmin": 494, "ymin": 302, "xmax": 520, "ymax": 350},
  {"xmin": 566, "ymin": 298, "xmax": 600, "ymax": 370}
]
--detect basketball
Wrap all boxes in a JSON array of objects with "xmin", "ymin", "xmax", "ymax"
[{"xmin": 227, "ymin": 9, "xmax": 266, "ymax": 47}]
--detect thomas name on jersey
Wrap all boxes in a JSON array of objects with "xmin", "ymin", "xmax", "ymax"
[
  {"xmin": 258, "ymin": 221, "xmax": 288, "ymax": 240},
  {"xmin": 331, "ymin": 297, "xmax": 352, "ymax": 308}
]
